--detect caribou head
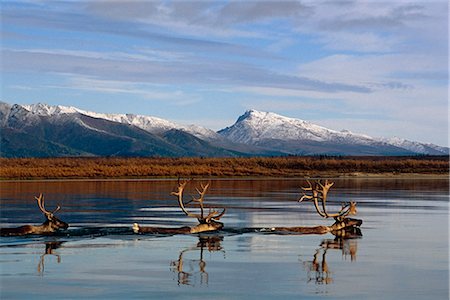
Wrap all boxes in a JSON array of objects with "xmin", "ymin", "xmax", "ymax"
[
  {"xmin": 0, "ymin": 194, "xmax": 68, "ymax": 236},
  {"xmin": 171, "ymin": 180, "xmax": 226, "ymax": 233},
  {"xmin": 299, "ymin": 179, "xmax": 361, "ymax": 235}
]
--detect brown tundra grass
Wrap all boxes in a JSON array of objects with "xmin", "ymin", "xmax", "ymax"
[{"xmin": 0, "ymin": 156, "xmax": 448, "ymax": 179}]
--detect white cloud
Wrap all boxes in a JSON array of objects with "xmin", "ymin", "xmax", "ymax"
[
  {"xmin": 46, "ymin": 76, "xmax": 201, "ymax": 105},
  {"xmin": 2, "ymin": 0, "xmax": 447, "ymax": 146},
  {"xmin": 315, "ymin": 31, "xmax": 400, "ymax": 53},
  {"xmin": 297, "ymin": 54, "xmax": 445, "ymax": 85}
]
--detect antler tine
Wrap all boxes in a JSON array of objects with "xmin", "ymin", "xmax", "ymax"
[
  {"xmin": 52, "ymin": 205, "xmax": 61, "ymax": 214},
  {"xmin": 301, "ymin": 180, "xmax": 313, "ymax": 191},
  {"xmin": 337, "ymin": 202, "xmax": 357, "ymax": 217},
  {"xmin": 316, "ymin": 180, "xmax": 335, "ymax": 218},
  {"xmin": 35, "ymin": 193, "xmax": 62, "ymax": 215},
  {"xmin": 172, "ymin": 179, "xmax": 202, "ymax": 219},
  {"xmin": 193, "ymin": 181, "xmax": 210, "ymax": 218},
  {"xmin": 195, "ymin": 182, "xmax": 210, "ymax": 199},
  {"xmin": 35, "ymin": 193, "xmax": 49, "ymax": 214},
  {"xmin": 213, "ymin": 208, "xmax": 226, "ymax": 220},
  {"xmin": 299, "ymin": 179, "xmax": 359, "ymax": 222},
  {"xmin": 171, "ymin": 180, "xmax": 188, "ymax": 196},
  {"xmin": 298, "ymin": 180, "xmax": 332, "ymax": 218},
  {"xmin": 299, "ymin": 180, "xmax": 314, "ymax": 202},
  {"xmin": 299, "ymin": 194, "xmax": 313, "ymax": 202},
  {"xmin": 204, "ymin": 208, "xmax": 226, "ymax": 223},
  {"xmin": 319, "ymin": 201, "xmax": 358, "ymax": 220},
  {"xmin": 172, "ymin": 179, "xmax": 226, "ymax": 227}
]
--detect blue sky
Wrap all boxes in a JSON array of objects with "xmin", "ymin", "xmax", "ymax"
[{"xmin": 1, "ymin": 0, "xmax": 448, "ymax": 146}]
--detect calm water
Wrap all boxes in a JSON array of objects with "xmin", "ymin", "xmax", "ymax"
[{"xmin": 0, "ymin": 178, "xmax": 448, "ymax": 299}]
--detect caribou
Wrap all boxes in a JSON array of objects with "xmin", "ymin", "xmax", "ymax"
[
  {"xmin": 271, "ymin": 179, "xmax": 362, "ymax": 235},
  {"xmin": 133, "ymin": 179, "xmax": 226, "ymax": 234},
  {"xmin": 0, "ymin": 194, "xmax": 69, "ymax": 236}
]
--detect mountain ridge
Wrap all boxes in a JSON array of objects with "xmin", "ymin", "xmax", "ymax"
[
  {"xmin": 0, "ymin": 102, "xmax": 244, "ymax": 157},
  {"xmin": 1, "ymin": 101, "xmax": 448, "ymax": 157},
  {"xmin": 218, "ymin": 109, "xmax": 448, "ymax": 155}
]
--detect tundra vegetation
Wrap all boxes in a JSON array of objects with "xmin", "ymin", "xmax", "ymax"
[{"xmin": 0, "ymin": 156, "xmax": 448, "ymax": 179}]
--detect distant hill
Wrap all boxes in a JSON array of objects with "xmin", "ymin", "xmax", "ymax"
[
  {"xmin": 218, "ymin": 110, "xmax": 449, "ymax": 156},
  {"xmin": 1, "ymin": 101, "xmax": 448, "ymax": 157},
  {"xmin": 0, "ymin": 103, "xmax": 243, "ymax": 157}
]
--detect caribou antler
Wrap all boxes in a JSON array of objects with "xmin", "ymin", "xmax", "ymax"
[
  {"xmin": 171, "ymin": 180, "xmax": 226, "ymax": 231},
  {"xmin": 134, "ymin": 179, "xmax": 226, "ymax": 235},
  {"xmin": 299, "ymin": 180, "xmax": 357, "ymax": 221},
  {"xmin": 35, "ymin": 194, "xmax": 61, "ymax": 216},
  {"xmin": 1, "ymin": 194, "xmax": 68, "ymax": 236}
]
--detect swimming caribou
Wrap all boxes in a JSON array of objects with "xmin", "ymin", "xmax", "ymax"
[
  {"xmin": 0, "ymin": 194, "xmax": 69, "ymax": 236},
  {"xmin": 272, "ymin": 179, "xmax": 362, "ymax": 235},
  {"xmin": 133, "ymin": 179, "xmax": 226, "ymax": 234}
]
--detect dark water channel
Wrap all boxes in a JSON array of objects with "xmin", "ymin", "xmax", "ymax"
[{"xmin": 0, "ymin": 178, "xmax": 448, "ymax": 299}]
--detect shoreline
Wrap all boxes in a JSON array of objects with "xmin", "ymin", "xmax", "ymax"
[
  {"xmin": 1, "ymin": 173, "xmax": 448, "ymax": 182},
  {"xmin": 1, "ymin": 156, "xmax": 448, "ymax": 180}
]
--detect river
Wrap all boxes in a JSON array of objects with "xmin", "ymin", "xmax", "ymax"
[{"xmin": 0, "ymin": 178, "xmax": 448, "ymax": 299}]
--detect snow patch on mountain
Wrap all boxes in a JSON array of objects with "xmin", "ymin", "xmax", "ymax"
[
  {"xmin": 219, "ymin": 109, "xmax": 375, "ymax": 145},
  {"xmin": 380, "ymin": 136, "xmax": 449, "ymax": 155},
  {"xmin": 19, "ymin": 102, "xmax": 216, "ymax": 139},
  {"xmin": 183, "ymin": 124, "xmax": 222, "ymax": 141},
  {"xmin": 22, "ymin": 103, "xmax": 80, "ymax": 116},
  {"xmin": 218, "ymin": 109, "xmax": 448, "ymax": 155},
  {"xmin": 4, "ymin": 102, "xmax": 448, "ymax": 155}
]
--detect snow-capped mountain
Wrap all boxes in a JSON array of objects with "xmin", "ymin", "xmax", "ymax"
[
  {"xmin": 218, "ymin": 109, "xmax": 449, "ymax": 156},
  {"xmin": 0, "ymin": 102, "xmax": 243, "ymax": 158},
  {"xmin": 1, "ymin": 101, "xmax": 448, "ymax": 157},
  {"xmin": 22, "ymin": 102, "xmax": 219, "ymax": 139},
  {"xmin": 218, "ymin": 110, "xmax": 374, "ymax": 144},
  {"xmin": 379, "ymin": 136, "xmax": 449, "ymax": 156}
]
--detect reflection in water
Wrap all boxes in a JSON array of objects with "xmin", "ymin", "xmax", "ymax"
[
  {"xmin": 1, "ymin": 178, "xmax": 447, "ymax": 230},
  {"xmin": 170, "ymin": 236, "xmax": 224, "ymax": 286},
  {"xmin": 0, "ymin": 179, "xmax": 447, "ymax": 299},
  {"xmin": 37, "ymin": 241, "xmax": 64, "ymax": 276},
  {"xmin": 302, "ymin": 235, "xmax": 359, "ymax": 285}
]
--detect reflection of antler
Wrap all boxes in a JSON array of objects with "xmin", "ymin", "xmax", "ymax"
[
  {"xmin": 299, "ymin": 180, "xmax": 357, "ymax": 221},
  {"xmin": 37, "ymin": 241, "xmax": 64, "ymax": 276},
  {"xmin": 170, "ymin": 236, "xmax": 224, "ymax": 286},
  {"xmin": 302, "ymin": 237, "xmax": 359, "ymax": 285},
  {"xmin": 171, "ymin": 179, "xmax": 226, "ymax": 233},
  {"xmin": 304, "ymin": 248, "xmax": 332, "ymax": 285},
  {"xmin": 320, "ymin": 238, "xmax": 358, "ymax": 262}
]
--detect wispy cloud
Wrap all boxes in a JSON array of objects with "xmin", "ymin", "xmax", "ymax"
[
  {"xmin": 51, "ymin": 76, "xmax": 201, "ymax": 105},
  {"xmin": 1, "ymin": 48, "xmax": 370, "ymax": 93},
  {"xmin": 1, "ymin": 0, "xmax": 447, "ymax": 145},
  {"xmin": 297, "ymin": 53, "xmax": 446, "ymax": 88}
]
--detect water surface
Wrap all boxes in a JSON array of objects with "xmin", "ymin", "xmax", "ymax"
[{"xmin": 1, "ymin": 178, "xmax": 448, "ymax": 299}]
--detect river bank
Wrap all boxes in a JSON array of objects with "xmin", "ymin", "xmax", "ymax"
[{"xmin": 1, "ymin": 156, "xmax": 448, "ymax": 180}]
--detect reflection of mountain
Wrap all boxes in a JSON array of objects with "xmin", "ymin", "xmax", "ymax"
[{"xmin": 170, "ymin": 236, "xmax": 224, "ymax": 286}]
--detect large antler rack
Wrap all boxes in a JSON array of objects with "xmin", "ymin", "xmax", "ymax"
[
  {"xmin": 171, "ymin": 179, "xmax": 226, "ymax": 233},
  {"xmin": 0, "ymin": 194, "xmax": 68, "ymax": 236},
  {"xmin": 299, "ymin": 179, "xmax": 357, "ymax": 221},
  {"xmin": 35, "ymin": 193, "xmax": 61, "ymax": 217}
]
